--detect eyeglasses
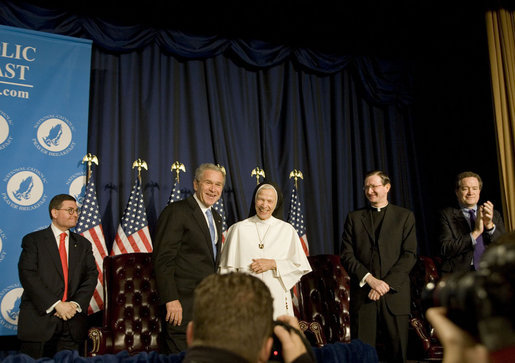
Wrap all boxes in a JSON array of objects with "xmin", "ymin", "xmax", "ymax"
[
  {"xmin": 363, "ymin": 184, "xmax": 383, "ymax": 191},
  {"xmin": 56, "ymin": 208, "xmax": 81, "ymax": 215}
]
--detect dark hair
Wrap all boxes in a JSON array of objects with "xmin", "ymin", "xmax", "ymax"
[
  {"xmin": 455, "ymin": 171, "xmax": 483, "ymax": 190},
  {"xmin": 192, "ymin": 272, "xmax": 273, "ymax": 361},
  {"xmin": 48, "ymin": 194, "xmax": 76, "ymax": 219},
  {"xmin": 364, "ymin": 170, "xmax": 391, "ymax": 186}
]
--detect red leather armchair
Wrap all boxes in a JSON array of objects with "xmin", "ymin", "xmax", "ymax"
[
  {"xmin": 85, "ymin": 253, "xmax": 161, "ymax": 356},
  {"xmin": 295, "ymin": 254, "xmax": 351, "ymax": 346},
  {"xmin": 408, "ymin": 255, "xmax": 443, "ymax": 360}
]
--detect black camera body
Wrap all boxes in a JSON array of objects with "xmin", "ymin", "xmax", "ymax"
[
  {"xmin": 422, "ymin": 236, "xmax": 515, "ymax": 347},
  {"xmin": 422, "ymin": 270, "xmax": 489, "ymax": 337},
  {"xmin": 268, "ymin": 320, "xmax": 314, "ymax": 362}
]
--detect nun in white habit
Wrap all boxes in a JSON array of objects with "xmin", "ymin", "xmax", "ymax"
[{"xmin": 219, "ymin": 183, "xmax": 312, "ymax": 318}]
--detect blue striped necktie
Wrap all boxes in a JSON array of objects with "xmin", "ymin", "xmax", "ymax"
[
  {"xmin": 468, "ymin": 209, "xmax": 484, "ymax": 270},
  {"xmin": 206, "ymin": 209, "xmax": 217, "ymax": 258}
]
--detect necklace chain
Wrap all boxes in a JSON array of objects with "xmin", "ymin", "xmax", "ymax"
[{"xmin": 255, "ymin": 223, "xmax": 271, "ymax": 249}]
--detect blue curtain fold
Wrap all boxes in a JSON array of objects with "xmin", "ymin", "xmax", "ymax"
[
  {"xmin": 0, "ymin": 0, "xmax": 413, "ymax": 104},
  {"xmin": 0, "ymin": 0, "xmax": 430, "ymax": 255}
]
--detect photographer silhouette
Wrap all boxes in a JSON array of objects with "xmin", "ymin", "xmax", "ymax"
[
  {"xmin": 427, "ymin": 231, "xmax": 515, "ymax": 363},
  {"xmin": 183, "ymin": 272, "xmax": 314, "ymax": 363}
]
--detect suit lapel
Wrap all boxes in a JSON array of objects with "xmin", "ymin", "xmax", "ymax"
[
  {"xmin": 376, "ymin": 205, "xmax": 399, "ymax": 249},
  {"xmin": 187, "ymin": 196, "xmax": 216, "ymax": 261},
  {"xmin": 379, "ymin": 206, "xmax": 394, "ymax": 242},
  {"xmin": 44, "ymin": 227, "xmax": 65, "ymax": 280},
  {"xmin": 452, "ymin": 208, "xmax": 471, "ymax": 232},
  {"xmin": 68, "ymin": 233, "xmax": 81, "ymax": 286},
  {"xmin": 212, "ymin": 208, "xmax": 223, "ymax": 265},
  {"xmin": 360, "ymin": 209, "xmax": 374, "ymax": 241}
]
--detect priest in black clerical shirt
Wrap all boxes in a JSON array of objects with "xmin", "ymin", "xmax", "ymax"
[{"xmin": 340, "ymin": 171, "xmax": 417, "ymax": 363}]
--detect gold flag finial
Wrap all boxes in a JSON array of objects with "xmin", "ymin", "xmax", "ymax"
[
  {"xmin": 132, "ymin": 158, "xmax": 148, "ymax": 181},
  {"xmin": 216, "ymin": 164, "xmax": 226, "ymax": 176},
  {"xmin": 289, "ymin": 169, "xmax": 304, "ymax": 189},
  {"xmin": 171, "ymin": 161, "xmax": 186, "ymax": 182},
  {"xmin": 81, "ymin": 153, "xmax": 99, "ymax": 182},
  {"xmin": 251, "ymin": 167, "xmax": 266, "ymax": 185}
]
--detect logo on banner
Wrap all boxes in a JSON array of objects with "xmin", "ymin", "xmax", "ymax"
[
  {"xmin": 0, "ymin": 285, "xmax": 22, "ymax": 330},
  {"xmin": 0, "ymin": 229, "xmax": 6, "ymax": 263},
  {"xmin": 2, "ymin": 167, "xmax": 47, "ymax": 210},
  {"xmin": 33, "ymin": 115, "xmax": 75, "ymax": 156},
  {"xmin": 0, "ymin": 110, "xmax": 13, "ymax": 151},
  {"xmin": 67, "ymin": 173, "xmax": 86, "ymax": 206}
]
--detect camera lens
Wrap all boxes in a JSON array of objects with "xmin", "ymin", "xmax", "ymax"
[{"xmin": 422, "ymin": 271, "xmax": 481, "ymax": 337}]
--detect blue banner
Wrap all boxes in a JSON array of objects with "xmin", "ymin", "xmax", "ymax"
[{"xmin": 0, "ymin": 25, "xmax": 91, "ymax": 336}]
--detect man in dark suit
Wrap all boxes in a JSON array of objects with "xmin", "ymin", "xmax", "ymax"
[
  {"xmin": 340, "ymin": 171, "xmax": 417, "ymax": 363},
  {"xmin": 439, "ymin": 171, "xmax": 505, "ymax": 274},
  {"xmin": 17, "ymin": 194, "xmax": 97, "ymax": 359},
  {"xmin": 153, "ymin": 163, "xmax": 225, "ymax": 353}
]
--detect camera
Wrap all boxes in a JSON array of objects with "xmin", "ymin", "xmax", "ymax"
[
  {"xmin": 268, "ymin": 320, "xmax": 314, "ymax": 362},
  {"xmin": 422, "ymin": 236, "xmax": 515, "ymax": 347}
]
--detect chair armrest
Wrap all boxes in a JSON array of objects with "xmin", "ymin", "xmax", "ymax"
[
  {"xmin": 409, "ymin": 317, "xmax": 444, "ymax": 359},
  {"xmin": 410, "ymin": 317, "xmax": 431, "ymax": 352},
  {"xmin": 299, "ymin": 320, "xmax": 327, "ymax": 347},
  {"xmin": 85, "ymin": 326, "xmax": 114, "ymax": 357}
]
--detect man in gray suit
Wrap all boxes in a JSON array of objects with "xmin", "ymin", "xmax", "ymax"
[
  {"xmin": 18, "ymin": 194, "xmax": 97, "ymax": 358},
  {"xmin": 153, "ymin": 163, "xmax": 225, "ymax": 353},
  {"xmin": 340, "ymin": 171, "xmax": 417, "ymax": 363}
]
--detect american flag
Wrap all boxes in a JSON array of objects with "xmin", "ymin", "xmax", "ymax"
[
  {"xmin": 167, "ymin": 180, "xmax": 183, "ymax": 204},
  {"xmin": 288, "ymin": 185, "xmax": 309, "ymax": 315},
  {"xmin": 212, "ymin": 195, "xmax": 228, "ymax": 242},
  {"xmin": 75, "ymin": 174, "xmax": 108, "ymax": 314},
  {"xmin": 287, "ymin": 185, "xmax": 309, "ymax": 255},
  {"xmin": 111, "ymin": 178, "xmax": 152, "ymax": 255}
]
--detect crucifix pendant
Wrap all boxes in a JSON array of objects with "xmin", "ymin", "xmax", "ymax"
[{"xmin": 259, "ymin": 243, "xmax": 264, "ymax": 249}]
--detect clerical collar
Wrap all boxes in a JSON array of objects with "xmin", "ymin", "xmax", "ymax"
[{"xmin": 370, "ymin": 203, "xmax": 388, "ymax": 212}]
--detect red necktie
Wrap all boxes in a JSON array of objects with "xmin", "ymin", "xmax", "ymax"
[{"xmin": 59, "ymin": 232, "xmax": 68, "ymax": 301}]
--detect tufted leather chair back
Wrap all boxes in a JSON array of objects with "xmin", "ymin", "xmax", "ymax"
[
  {"xmin": 408, "ymin": 255, "xmax": 443, "ymax": 360},
  {"xmin": 410, "ymin": 255, "xmax": 440, "ymax": 321},
  {"xmin": 296, "ymin": 254, "xmax": 351, "ymax": 344},
  {"xmin": 87, "ymin": 253, "xmax": 161, "ymax": 356}
]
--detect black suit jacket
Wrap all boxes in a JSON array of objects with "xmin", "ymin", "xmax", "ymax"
[
  {"xmin": 152, "ymin": 195, "xmax": 222, "ymax": 323},
  {"xmin": 17, "ymin": 226, "xmax": 97, "ymax": 342},
  {"xmin": 340, "ymin": 204, "xmax": 418, "ymax": 316},
  {"xmin": 439, "ymin": 206, "xmax": 505, "ymax": 274}
]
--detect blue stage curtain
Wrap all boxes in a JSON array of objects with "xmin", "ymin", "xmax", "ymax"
[{"xmin": 0, "ymin": 0, "xmax": 429, "ymax": 255}]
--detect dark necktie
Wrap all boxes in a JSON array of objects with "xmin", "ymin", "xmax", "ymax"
[
  {"xmin": 59, "ymin": 232, "xmax": 68, "ymax": 301},
  {"xmin": 206, "ymin": 209, "xmax": 217, "ymax": 259},
  {"xmin": 468, "ymin": 209, "xmax": 485, "ymax": 270}
]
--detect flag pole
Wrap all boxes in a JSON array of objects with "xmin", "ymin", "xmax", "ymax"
[
  {"xmin": 214, "ymin": 164, "xmax": 228, "ymax": 240},
  {"xmin": 171, "ymin": 161, "xmax": 186, "ymax": 182},
  {"xmin": 288, "ymin": 168, "xmax": 309, "ymax": 256},
  {"xmin": 251, "ymin": 167, "xmax": 265, "ymax": 185},
  {"xmin": 289, "ymin": 169, "xmax": 304, "ymax": 189},
  {"xmin": 217, "ymin": 164, "xmax": 226, "ymax": 176},
  {"xmin": 132, "ymin": 158, "xmax": 148, "ymax": 183},
  {"xmin": 82, "ymin": 153, "xmax": 99, "ymax": 183}
]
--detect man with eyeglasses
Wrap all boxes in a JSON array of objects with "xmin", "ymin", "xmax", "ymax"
[
  {"xmin": 439, "ymin": 171, "xmax": 505, "ymax": 274},
  {"xmin": 17, "ymin": 194, "xmax": 97, "ymax": 358},
  {"xmin": 340, "ymin": 170, "xmax": 417, "ymax": 363}
]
